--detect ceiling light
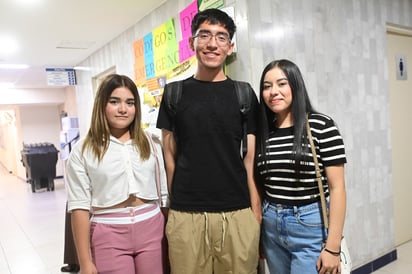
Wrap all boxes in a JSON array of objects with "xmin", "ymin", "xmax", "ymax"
[
  {"xmin": 0, "ymin": 63, "xmax": 29, "ymax": 69},
  {"xmin": 0, "ymin": 36, "xmax": 18, "ymax": 55},
  {"xmin": 73, "ymin": 66, "xmax": 91, "ymax": 71},
  {"xmin": 13, "ymin": 0, "xmax": 43, "ymax": 5},
  {"xmin": 56, "ymin": 40, "xmax": 95, "ymax": 50},
  {"xmin": 0, "ymin": 82, "xmax": 15, "ymax": 89}
]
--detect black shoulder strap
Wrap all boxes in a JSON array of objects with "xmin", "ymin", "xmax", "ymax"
[
  {"xmin": 234, "ymin": 81, "xmax": 253, "ymax": 158},
  {"xmin": 164, "ymin": 80, "xmax": 183, "ymax": 136},
  {"xmin": 234, "ymin": 81, "xmax": 252, "ymax": 115},
  {"xmin": 165, "ymin": 81, "xmax": 183, "ymax": 116}
]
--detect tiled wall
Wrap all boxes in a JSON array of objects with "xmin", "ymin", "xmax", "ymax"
[{"xmin": 75, "ymin": 0, "xmax": 412, "ymax": 270}]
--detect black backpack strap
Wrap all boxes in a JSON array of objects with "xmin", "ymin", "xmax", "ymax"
[
  {"xmin": 164, "ymin": 80, "xmax": 183, "ymax": 135},
  {"xmin": 234, "ymin": 81, "xmax": 253, "ymax": 158},
  {"xmin": 165, "ymin": 81, "xmax": 183, "ymax": 116}
]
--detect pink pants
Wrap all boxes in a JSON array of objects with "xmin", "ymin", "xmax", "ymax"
[{"xmin": 90, "ymin": 203, "xmax": 165, "ymax": 274}]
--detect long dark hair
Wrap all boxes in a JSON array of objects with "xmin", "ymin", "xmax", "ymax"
[{"xmin": 256, "ymin": 59, "xmax": 316, "ymax": 173}]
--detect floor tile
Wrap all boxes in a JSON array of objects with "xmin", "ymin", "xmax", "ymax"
[{"xmin": 0, "ymin": 170, "xmax": 66, "ymax": 274}]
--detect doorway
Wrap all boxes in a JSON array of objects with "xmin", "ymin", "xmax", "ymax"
[
  {"xmin": 386, "ymin": 24, "xmax": 412, "ymax": 246},
  {"xmin": 92, "ymin": 66, "xmax": 117, "ymax": 96},
  {"xmin": 0, "ymin": 109, "xmax": 18, "ymax": 175}
]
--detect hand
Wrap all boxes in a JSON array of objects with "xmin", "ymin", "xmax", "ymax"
[
  {"xmin": 161, "ymin": 207, "xmax": 169, "ymax": 222},
  {"xmin": 79, "ymin": 261, "xmax": 98, "ymax": 274},
  {"xmin": 316, "ymin": 249, "xmax": 341, "ymax": 274},
  {"xmin": 259, "ymin": 243, "xmax": 266, "ymax": 259},
  {"xmin": 251, "ymin": 206, "xmax": 262, "ymax": 224}
]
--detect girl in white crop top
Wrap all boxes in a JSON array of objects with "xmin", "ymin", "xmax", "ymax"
[{"xmin": 65, "ymin": 74, "xmax": 168, "ymax": 274}]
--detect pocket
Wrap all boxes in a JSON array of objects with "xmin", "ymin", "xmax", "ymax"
[
  {"xmin": 90, "ymin": 221, "xmax": 100, "ymax": 243},
  {"xmin": 165, "ymin": 210, "xmax": 176, "ymax": 239},
  {"xmin": 90, "ymin": 222, "xmax": 107, "ymax": 251},
  {"xmin": 295, "ymin": 206, "xmax": 323, "ymax": 228},
  {"xmin": 249, "ymin": 208, "xmax": 261, "ymax": 227}
]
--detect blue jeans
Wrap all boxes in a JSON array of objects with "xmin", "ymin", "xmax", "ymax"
[{"xmin": 261, "ymin": 200, "xmax": 327, "ymax": 274}]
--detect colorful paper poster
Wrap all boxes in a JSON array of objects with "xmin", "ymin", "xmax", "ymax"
[
  {"xmin": 133, "ymin": 39, "xmax": 146, "ymax": 84},
  {"xmin": 140, "ymin": 56, "xmax": 197, "ymax": 129},
  {"xmin": 140, "ymin": 75, "xmax": 165, "ymax": 129},
  {"xmin": 135, "ymin": 1, "xmax": 206, "ymax": 130},
  {"xmin": 179, "ymin": 0, "xmax": 198, "ymax": 62},
  {"xmin": 165, "ymin": 19, "xmax": 179, "ymax": 71},
  {"xmin": 143, "ymin": 33, "xmax": 155, "ymax": 79},
  {"xmin": 153, "ymin": 24, "xmax": 169, "ymax": 76},
  {"xmin": 180, "ymin": 0, "xmax": 198, "ymax": 39},
  {"xmin": 198, "ymin": 0, "xmax": 224, "ymax": 11},
  {"xmin": 167, "ymin": 55, "xmax": 197, "ymax": 81},
  {"xmin": 179, "ymin": 38, "xmax": 194, "ymax": 63}
]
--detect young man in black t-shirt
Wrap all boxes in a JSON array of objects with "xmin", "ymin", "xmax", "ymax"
[{"xmin": 157, "ymin": 8, "xmax": 261, "ymax": 274}]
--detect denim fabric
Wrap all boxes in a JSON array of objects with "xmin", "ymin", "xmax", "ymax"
[{"xmin": 261, "ymin": 200, "xmax": 327, "ymax": 274}]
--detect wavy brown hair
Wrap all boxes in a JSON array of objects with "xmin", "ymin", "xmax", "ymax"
[{"xmin": 81, "ymin": 74, "xmax": 150, "ymax": 161}]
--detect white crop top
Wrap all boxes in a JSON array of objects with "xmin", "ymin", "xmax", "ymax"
[{"xmin": 66, "ymin": 133, "xmax": 168, "ymax": 212}]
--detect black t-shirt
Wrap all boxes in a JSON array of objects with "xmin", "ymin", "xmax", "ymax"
[{"xmin": 156, "ymin": 76, "xmax": 258, "ymax": 212}]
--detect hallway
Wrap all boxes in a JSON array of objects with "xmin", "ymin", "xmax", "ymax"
[{"xmin": 0, "ymin": 165, "xmax": 66, "ymax": 274}]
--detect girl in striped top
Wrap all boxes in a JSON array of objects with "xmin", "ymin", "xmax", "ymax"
[{"xmin": 256, "ymin": 59, "xmax": 347, "ymax": 274}]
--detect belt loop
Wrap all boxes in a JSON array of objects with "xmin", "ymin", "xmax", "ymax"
[
  {"xmin": 263, "ymin": 200, "xmax": 269, "ymax": 212},
  {"xmin": 293, "ymin": 206, "xmax": 299, "ymax": 214}
]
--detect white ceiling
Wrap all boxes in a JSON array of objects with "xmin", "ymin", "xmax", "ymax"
[{"xmin": 0, "ymin": 0, "xmax": 166, "ymax": 89}]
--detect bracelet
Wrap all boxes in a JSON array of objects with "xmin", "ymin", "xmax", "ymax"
[{"xmin": 323, "ymin": 247, "xmax": 341, "ymax": 256}]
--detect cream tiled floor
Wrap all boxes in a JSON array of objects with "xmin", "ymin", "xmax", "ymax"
[
  {"xmin": 0, "ymin": 167, "xmax": 67, "ymax": 274},
  {"xmin": 0, "ymin": 165, "xmax": 411, "ymax": 274}
]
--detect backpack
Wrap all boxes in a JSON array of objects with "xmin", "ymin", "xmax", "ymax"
[{"xmin": 163, "ymin": 79, "xmax": 254, "ymax": 158}]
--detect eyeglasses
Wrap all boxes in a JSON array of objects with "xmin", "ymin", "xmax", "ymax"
[{"xmin": 193, "ymin": 30, "xmax": 231, "ymax": 46}]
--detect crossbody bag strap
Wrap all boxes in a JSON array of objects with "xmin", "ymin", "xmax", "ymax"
[{"xmin": 306, "ymin": 114, "xmax": 329, "ymax": 229}]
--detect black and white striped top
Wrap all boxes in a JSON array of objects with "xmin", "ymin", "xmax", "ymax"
[{"xmin": 256, "ymin": 113, "xmax": 346, "ymax": 206}]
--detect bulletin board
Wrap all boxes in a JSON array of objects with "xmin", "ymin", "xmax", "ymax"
[{"xmin": 134, "ymin": 0, "xmax": 228, "ymax": 129}]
